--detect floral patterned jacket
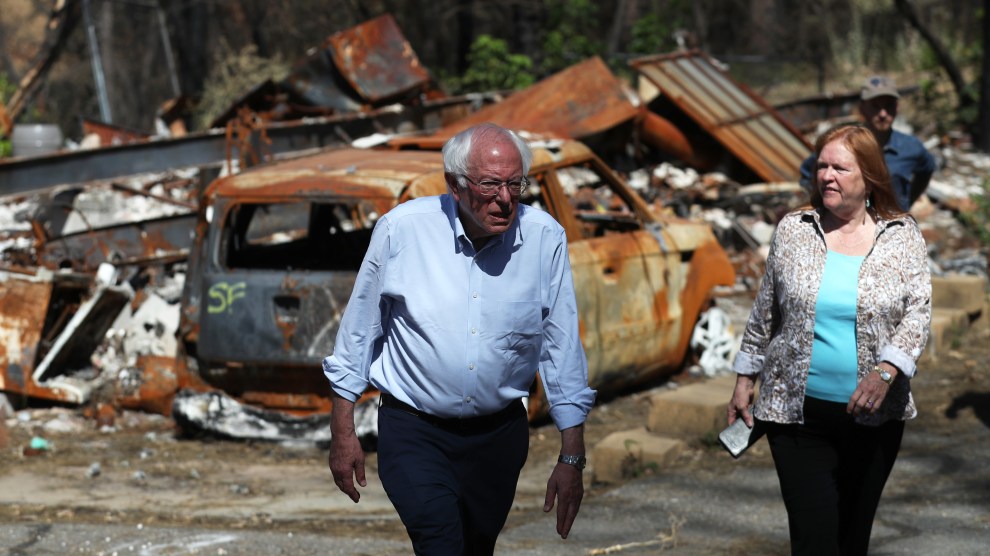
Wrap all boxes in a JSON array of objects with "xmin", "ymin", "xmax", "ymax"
[{"xmin": 732, "ymin": 208, "xmax": 931, "ymax": 426}]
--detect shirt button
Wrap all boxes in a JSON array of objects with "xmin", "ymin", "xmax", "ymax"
[
  {"xmin": 472, "ymin": 292, "xmax": 478, "ymax": 298},
  {"xmin": 468, "ymin": 363, "xmax": 475, "ymax": 370},
  {"xmin": 471, "ymin": 327, "xmax": 477, "ymax": 334},
  {"xmin": 465, "ymin": 397, "xmax": 472, "ymax": 403}
]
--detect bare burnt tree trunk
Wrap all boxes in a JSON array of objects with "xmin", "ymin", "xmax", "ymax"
[
  {"xmin": 606, "ymin": 0, "xmax": 633, "ymax": 59},
  {"xmin": 894, "ymin": 0, "xmax": 975, "ymax": 109},
  {"xmin": 513, "ymin": 1, "xmax": 540, "ymax": 68},
  {"xmin": 455, "ymin": 0, "xmax": 474, "ymax": 74},
  {"xmin": 691, "ymin": 0, "xmax": 709, "ymax": 51},
  {"xmin": 5, "ymin": 0, "xmax": 81, "ymax": 128},
  {"xmin": 165, "ymin": 0, "xmax": 210, "ymax": 97},
  {"xmin": 346, "ymin": 0, "xmax": 373, "ymax": 22},
  {"xmin": 977, "ymin": 0, "xmax": 990, "ymax": 151},
  {"xmin": 242, "ymin": 1, "xmax": 271, "ymax": 58}
]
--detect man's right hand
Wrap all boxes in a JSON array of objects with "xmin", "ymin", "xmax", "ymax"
[
  {"xmin": 329, "ymin": 430, "xmax": 366, "ymax": 502},
  {"xmin": 328, "ymin": 394, "xmax": 366, "ymax": 502}
]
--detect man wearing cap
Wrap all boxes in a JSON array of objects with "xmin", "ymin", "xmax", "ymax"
[{"xmin": 800, "ymin": 75, "xmax": 936, "ymax": 212}]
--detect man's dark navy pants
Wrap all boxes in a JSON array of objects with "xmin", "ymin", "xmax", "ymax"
[{"xmin": 376, "ymin": 395, "xmax": 529, "ymax": 556}]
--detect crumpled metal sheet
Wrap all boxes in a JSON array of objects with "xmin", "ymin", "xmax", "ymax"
[
  {"xmin": 170, "ymin": 388, "xmax": 379, "ymax": 446},
  {"xmin": 631, "ymin": 50, "xmax": 811, "ymax": 183},
  {"xmin": 401, "ymin": 56, "xmax": 640, "ymax": 144},
  {"xmin": 326, "ymin": 13, "xmax": 431, "ymax": 104},
  {"xmin": 0, "ymin": 269, "xmax": 53, "ymax": 396},
  {"xmin": 39, "ymin": 213, "xmax": 196, "ymax": 272},
  {"xmin": 0, "ymin": 266, "xmax": 131, "ymax": 405}
]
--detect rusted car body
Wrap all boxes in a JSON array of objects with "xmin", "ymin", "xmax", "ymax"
[{"xmin": 177, "ymin": 140, "xmax": 735, "ymax": 420}]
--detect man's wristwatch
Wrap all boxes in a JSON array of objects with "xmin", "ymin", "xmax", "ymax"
[
  {"xmin": 874, "ymin": 366, "xmax": 894, "ymax": 385},
  {"xmin": 558, "ymin": 454, "xmax": 587, "ymax": 471}
]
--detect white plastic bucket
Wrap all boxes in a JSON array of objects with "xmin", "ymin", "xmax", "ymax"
[{"xmin": 11, "ymin": 123, "xmax": 63, "ymax": 158}]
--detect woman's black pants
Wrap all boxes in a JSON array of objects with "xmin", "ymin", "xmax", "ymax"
[{"xmin": 764, "ymin": 396, "xmax": 905, "ymax": 556}]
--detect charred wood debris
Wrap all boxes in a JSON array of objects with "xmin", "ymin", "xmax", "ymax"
[{"xmin": 1, "ymin": 14, "xmax": 987, "ymax": 443}]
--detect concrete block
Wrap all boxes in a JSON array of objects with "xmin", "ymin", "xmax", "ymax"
[
  {"xmin": 931, "ymin": 274, "xmax": 987, "ymax": 316},
  {"xmin": 646, "ymin": 374, "xmax": 736, "ymax": 438},
  {"xmin": 591, "ymin": 427, "xmax": 685, "ymax": 484},
  {"xmin": 922, "ymin": 308, "xmax": 971, "ymax": 362}
]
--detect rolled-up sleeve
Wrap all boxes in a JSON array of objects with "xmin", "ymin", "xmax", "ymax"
[
  {"xmin": 321, "ymin": 219, "xmax": 391, "ymax": 402},
  {"xmin": 540, "ymin": 229, "xmax": 596, "ymax": 430},
  {"xmin": 733, "ymin": 226, "xmax": 782, "ymax": 376},
  {"xmin": 879, "ymin": 221, "xmax": 931, "ymax": 378}
]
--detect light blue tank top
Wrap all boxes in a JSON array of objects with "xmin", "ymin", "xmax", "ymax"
[{"xmin": 807, "ymin": 250, "xmax": 864, "ymax": 403}]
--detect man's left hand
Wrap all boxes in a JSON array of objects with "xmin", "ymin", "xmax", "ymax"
[{"xmin": 544, "ymin": 462, "xmax": 584, "ymax": 539}]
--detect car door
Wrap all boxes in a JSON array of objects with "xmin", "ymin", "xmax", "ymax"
[
  {"xmin": 198, "ymin": 199, "xmax": 378, "ymax": 366},
  {"xmin": 530, "ymin": 157, "xmax": 681, "ymax": 390}
]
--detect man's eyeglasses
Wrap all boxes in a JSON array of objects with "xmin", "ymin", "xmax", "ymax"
[{"xmin": 460, "ymin": 175, "xmax": 530, "ymax": 198}]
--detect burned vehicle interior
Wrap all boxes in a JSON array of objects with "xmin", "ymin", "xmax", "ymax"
[{"xmin": 222, "ymin": 201, "xmax": 376, "ymax": 272}]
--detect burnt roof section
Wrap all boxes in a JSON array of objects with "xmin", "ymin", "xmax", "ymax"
[
  {"xmin": 393, "ymin": 57, "xmax": 640, "ymax": 147},
  {"xmin": 207, "ymin": 140, "xmax": 599, "ymax": 200},
  {"xmin": 207, "ymin": 147, "xmax": 445, "ymax": 200},
  {"xmin": 631, "ymin": 50, "xmax": 811, "ymax": 183}
]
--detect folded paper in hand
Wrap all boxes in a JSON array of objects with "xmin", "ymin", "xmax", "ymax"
[{"xmin": 718, "ymin": 414, "xmax": 765, "ymax": 458}]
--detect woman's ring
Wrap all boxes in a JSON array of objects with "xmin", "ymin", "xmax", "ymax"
[{"xmin": 867, "ymin": 400, "xmax": 874, "ymax": 406}]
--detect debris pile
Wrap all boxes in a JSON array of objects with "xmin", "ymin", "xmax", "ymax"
[{"xmin": 2, "ymin": 14, "xmax": 988, "ymax": 443}]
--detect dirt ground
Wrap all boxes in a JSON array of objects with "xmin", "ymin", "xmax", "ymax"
[{"xmin": 1, "ymin": 314, "xmax": 988, "ymax": 550}]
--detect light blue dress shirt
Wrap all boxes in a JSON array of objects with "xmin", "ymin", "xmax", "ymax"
[{"xmin": 322, "ymin": 194, "xmax": 596, "ymax": 430}]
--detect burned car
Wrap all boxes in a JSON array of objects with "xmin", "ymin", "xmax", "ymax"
[{"xmin": 170, "ymin": 139, "xmax": 734, "ymax": 436}]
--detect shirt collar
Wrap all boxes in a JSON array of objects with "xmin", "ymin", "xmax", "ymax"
[
  {"xmin": 440, "ymin": 193, "xmax": 523, "ymax": 254},
  {"xmin": 882, "ymin": 130, "xmax": 907, "ymax": 155},
  {"xmin": 798, "ymin": 207, "xmax": 904, "ymax": 232}
]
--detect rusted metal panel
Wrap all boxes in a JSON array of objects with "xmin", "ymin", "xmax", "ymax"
[
  {"xmin": 0, "ymin": 269, "xmax": 53, "ymax": 396},
  {"xmin": 209, "ymin": 80, "xmax": 332, "ymax": 129},
  {"xmin": 217, "ymin": 15, "xmax": 445, "ymax": 126},
  {"xmin": 208, "ymin": 148, "xmax": 446, "ymax": 200},
  {"xmin": 631, "ymin": 51, "xmax": 812, "ymax": 183},
  {"xmin": 327, "ymin": 13, "xmax": 431, "ymax": 104},
  {"xmin": 116, "ymin": 354, "xmax": 179, "ymax": 416},
  {"xmin": 397, "ymin": 57, "xmax": 639, "ymax": 145},
  {"xmin": 0, "ymin": 267, "xmax": 132, "ymax": 406},
  {"xmin": 33, "ymin": 280, "xmax": 131, "ymax": 387},
  {"xmin": 81, "ymin": 119, "xmax": 152, "ymax": 147},
  {"xmin": 38, "ymin": 213, "xmax": 196, "ymax": 272}
]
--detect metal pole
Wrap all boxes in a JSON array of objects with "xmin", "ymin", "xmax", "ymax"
[
  {"xmin": 82, "ymin": 0, "xmax": 113, "ymax": 123},
  {"xmin": 155, "ymin": 0, "xmax": 181, "ymax": 97}
]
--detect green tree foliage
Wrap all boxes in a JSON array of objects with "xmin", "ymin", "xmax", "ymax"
[
  {"xmin": 540, "ymin": 0, "xmax": 603, "ymax": 74},
  {"xmin": 449, "ymin": 35, "xmax": 535, "ymax": 94},
  {"xmin": 627, "ymin": 2, "xmax": 691, "ymax": 56},
  {"xmin": 0, "ymin": 72, "xmax": 14, "ymax": 157}
]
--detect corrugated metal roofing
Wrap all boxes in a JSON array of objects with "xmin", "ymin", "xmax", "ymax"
[{"xmin": 631, "ymin": 50, "xmax": 811, "ymax": 183}]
